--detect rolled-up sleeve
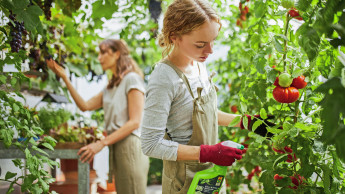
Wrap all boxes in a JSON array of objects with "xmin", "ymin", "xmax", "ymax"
[{"xmin": 141, "ymin": 66, "xmax": 179, "ymax": 161}]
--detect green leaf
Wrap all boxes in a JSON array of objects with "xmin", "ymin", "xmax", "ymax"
[
  {"xmin": 13, "ymin": 0, "xmax": 29, "ymax": 10},
  {"xmin": 12, "ymin": 103, "xmax": 19, "ymax": 112},
  {"xmin": 92, "ymin": 0, "xmax": 118, "ymax": 20},
  {"xmin": 295, "ymin": 0, "xmax": 312, "ymax": 11},
  {"xmin": 12, "ymin": 159, "xmax": 22, "ymax": 168},
  {"xmin": 228, "ymin": 116, "xmax": 241, "ymax": 127},
  {"xmin": 259, "ymin": 170, "xmax": 276, "ymax": 193},
  {"xmin": 289, "ymin": 127, "xmax": 299, "ymax": 137},
  {"xmin": 243, "ymin": 115, "xmax": 248, "ymax": 130},
  {"xmin": 254, "ymin": 1, "xmax": 267, "ymax": 18},
  {"xmin": 0, "ymin": 74, "xmax": 6, "ymax": 84},
  {"xmin": 42, "ymin": 143, "xmax": 54, "ymax": 150},
  {"xmin": 260, "ymin": 108, "xmax": 267, "ymax": 119},
  {"xmin": 273, "ymin": 37, "xmax": 284, "ymax": 54},
  {"xmin": 252, "ymin": 120, "xmax": 263, "ymax": 132},
  {"xmin": 321, "ymin": 164, "xmax": 331, "ymax": 194},
  {"xmin": 292, "ymin": 68, "xmax": 303, "ymax": 78},
  {"xmin": 240, "ymin": 102, "xmax": 247, "ymax": 113},
  {"xmin": 5, "ymin": 171, "xmax": 17, "ymax": 180},
  {"xmin": 10, "ymin": 77, "xmax": 16, "ymax": 87},
  {"xmin": 6, "ymin": 182, "xmax": 15, "ymax": 194},
  {"xmin": 315, "ymin": 78, "xmax": 345, "ymax": 145},
  {"xmin": 0, "ymin": 0, "xmax": 14, "ymax": 10},
  {"xmin": 297, "ymin": 24, "xmax": 320, "ymax": 61},
  {"xmin": 15, "ymin": 5, "xmax": 43, "ymax": 32},
  {"xmin": 283, "ymin": 122, "xmax": 293, "ymax": 131}
]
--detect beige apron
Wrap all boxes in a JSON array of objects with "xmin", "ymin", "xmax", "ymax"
[
  {"xmin": 108, "ymin": 134, "xmax": 149, "ymax": 194},
  {"xmin": 161, "ymin": 59, "xmax": 219, "ymax": 194}
]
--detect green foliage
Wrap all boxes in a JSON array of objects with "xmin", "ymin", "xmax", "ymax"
[
  {"xmin": 37, "ymin": 107, "xmax": 71, "ymax": 134},
  {"xmin": 213, "ymin": 0, "xmax": 345, "ymax": 193}
]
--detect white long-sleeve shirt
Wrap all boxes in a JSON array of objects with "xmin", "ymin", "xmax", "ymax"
[{"xmin": 141, "ymin": 62, "xmax": 211, "ymax": 161}]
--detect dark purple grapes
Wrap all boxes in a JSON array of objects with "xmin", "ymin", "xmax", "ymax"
[
  {"xmin": 8, "ymin": 14, "xmax": 25, "ymax": 53},
  {"xmin": 44, "ymin": 0, "xmax": 52, "ymax": 20},
  {"xmin": 149, "ymin": 0, "xmax": 162, "ymax": 23}
]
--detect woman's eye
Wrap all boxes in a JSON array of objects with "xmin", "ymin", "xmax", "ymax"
[{"xmin": 195, "ymin": 44, "xmax": 205, "ymax": 48}]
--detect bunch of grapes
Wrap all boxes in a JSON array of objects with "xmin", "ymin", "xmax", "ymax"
[
  {"xmin": 9, "ymin": 14, "xmax": 26, "ymax": 53},
  {"xmin": 29, "ymin": 48, "xmax": 41, "ymax": 70},
  {"xmin": 149, "ymin": 0, "xmax": 162, "ymax": 23},
  {"xmin": 44, "ymin": 0, "xmax": 53, "ymax": 20}
]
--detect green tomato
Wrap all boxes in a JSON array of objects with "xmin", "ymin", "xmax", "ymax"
[
  {"xmin": 282, "ymin": 0, "xmax": 295, "ymax": 9},
  {"xmin": 278, "ymin": 73, "xmax": 293, "ymax": 87}
]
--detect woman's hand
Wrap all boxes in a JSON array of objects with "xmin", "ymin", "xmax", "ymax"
[
  {"xmin": 46, "ymin": 58, "xmax": 67, "ymax": 79},
  {"xmin": 77, "ymin": 141, "xmax": 105, "ymax": 163}
]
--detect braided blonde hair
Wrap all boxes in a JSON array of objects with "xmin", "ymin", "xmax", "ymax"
[{"xmin": 158, "ymin": 0, "xmax": 221, "ymax": 57}]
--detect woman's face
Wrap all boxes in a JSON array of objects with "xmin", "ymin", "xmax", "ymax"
[
  {"xmin": 174, "ymin": 20, "xmax": 220, "ymax": 62},
  {"xmin": 98, "ymin": 45, "xmax": 119, "ymax": 71}
]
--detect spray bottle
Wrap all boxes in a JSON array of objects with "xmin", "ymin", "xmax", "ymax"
[{"xmin": 187, "ymin": 140, "xmax": 244, "ymax": 194}]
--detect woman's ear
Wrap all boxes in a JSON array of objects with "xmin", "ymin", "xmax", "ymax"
[
  {"xmin": 114, "ymin": 50, "xmax": 121, "ymax": 60},
  {"xmin": 170, "ymin": 32, "xmax": 178, "ymax": 45}
]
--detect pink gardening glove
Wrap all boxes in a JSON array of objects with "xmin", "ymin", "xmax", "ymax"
[{"xmin": 199, "ymin": 142, "xmax": 243, "ymax": 166}]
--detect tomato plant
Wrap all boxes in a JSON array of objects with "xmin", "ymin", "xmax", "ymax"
[
  {"xmin": 213, "ymin": 0, "xmax": 345, "ymax": 193},
  {"xmin": 0, "ymin": 0, "xmax": 344, "ymax": 193}
]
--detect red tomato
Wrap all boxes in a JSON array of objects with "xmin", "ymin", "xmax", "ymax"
[
  {"xmin": 247, "ymin": 172, "xmax": 254, "ymax": 180},
  {"xmin": 272, "ymin": 65, "xmax": 276, "ymax": 68},
  {"xmin": 236, "ymin": 19, "xmax": 242, "ymax": 27},
  {"xmin": 244, "ymin": 6, "xmax": 249, "ymax": 14},
  {"xmin": 273, "ymin": 147, "xmax": 285, "ymax": 154},
  {"xmin": 284, "ymin": 146, "xmax": 293, "ymax": 153},
  {"xmin": 291, "ymin": 75, "xmax": 307, "ymax": 89},
  {"xmin": 273, "ymin": 86, "xmax": 300, "ymax": 103},
  {"xmin": 231, "ymin": 105, "xmax": 238, "ymax": 113},
  {"xmin": 273, "ymin": 77, "xmax": 280, "ymax": 86},
  {"xmin": 274, "ymin": 174, "xmax": 284, "ymax": 180},
  {"xmin": 288, "ymin": 8, "xmax": 303, "ymax": 20},
  {"xmin": 240, "ymin": 14, "xmax": 246, "ymax": 21},
  {"xmin": 290, "ymin": 176, "xmax": 299, "ymax": 186},
  {"xmin": 286, "ymin": 153, "xmax": 297, "ymax": 163}
]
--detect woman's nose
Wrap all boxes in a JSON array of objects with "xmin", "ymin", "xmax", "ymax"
[{"xmin": 204, "ymin": 42, "xmax": 213, "ymax": 54}]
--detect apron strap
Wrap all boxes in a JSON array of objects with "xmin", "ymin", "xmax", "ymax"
[{"xmin": 161, "ymin": 59, "xmax": 195, "ymax": 99}]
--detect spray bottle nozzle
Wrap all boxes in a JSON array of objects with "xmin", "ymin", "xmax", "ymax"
[{"xmin": 221, "ymin": 140, "xmax": 244, "ymax": 150}]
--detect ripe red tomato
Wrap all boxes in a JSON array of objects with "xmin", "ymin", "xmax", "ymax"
[
  {"xmin": 230, "ymin": 105, "xmax": 238, "ymax": 113},
  {"xmin": 273, "ymin": 147, "xmax": 285, "ymax": 154},
  {"xmin": 288, "ymin": 8, "xmax": 303, "ymax": 20},
  {"xmin": 247, "ymin": 171, "xmax": 254, "ymax": 180},
  {"xmin": 240, "ymin": 14, "xmax": 246, "ymax": 21},
  {"xmin": 291, "ymin": 75, "xmax": 307, "ymax": 89},
  {"xmin": 274, "ymin": 174, "xmax": 284, "ymax": 180},
  {"xmin": 274, "ymin": 77, "xmax": 280, "ymax": 86},
  {"xmin": 290, "ymin": 176, "xmax": 300, "ymax": 186},
  {"xmin": 273, "ymin": 86, "xmax": 300, "ymax": 103},
  {"xmin": 236, "ymin": 19, "xmax": 242, "ymax": 28},
  {"xmin": 284, "ymin": 146, "xmax": 293, "ymax": 153},
  {"xmin": 244, "ymin": 6, "xmax": 249, "ymax": 14},
  {"xmin": 286, "ymin": 153, "xmax": 297, "ymax": 163}
]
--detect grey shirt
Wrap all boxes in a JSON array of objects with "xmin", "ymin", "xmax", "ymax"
[
  {"xmin": 103, "ymin": 72, "xmax": 145, "ymax": 137},
  {"xmin": 141, "ymin": 62, "xmax": 211, "ymax": 161}
]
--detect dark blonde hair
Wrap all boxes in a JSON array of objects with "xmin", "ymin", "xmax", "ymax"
[
  {"xmin": 158, "ymin": 0, "xmax": 221, "ymax": 57},
  {"xmin": 99, "ymin": 39, "xmax": 144, "ymax": 89}
]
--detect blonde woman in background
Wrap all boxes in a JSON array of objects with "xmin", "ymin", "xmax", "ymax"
[{"xmin": 47, "ymin": 39, "xmax": 149, "ymax": 194}]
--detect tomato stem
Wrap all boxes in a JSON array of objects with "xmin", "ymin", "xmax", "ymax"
[{"xmin": 283, "ymin": 12, "xmax": 290, "ymax": 72}]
